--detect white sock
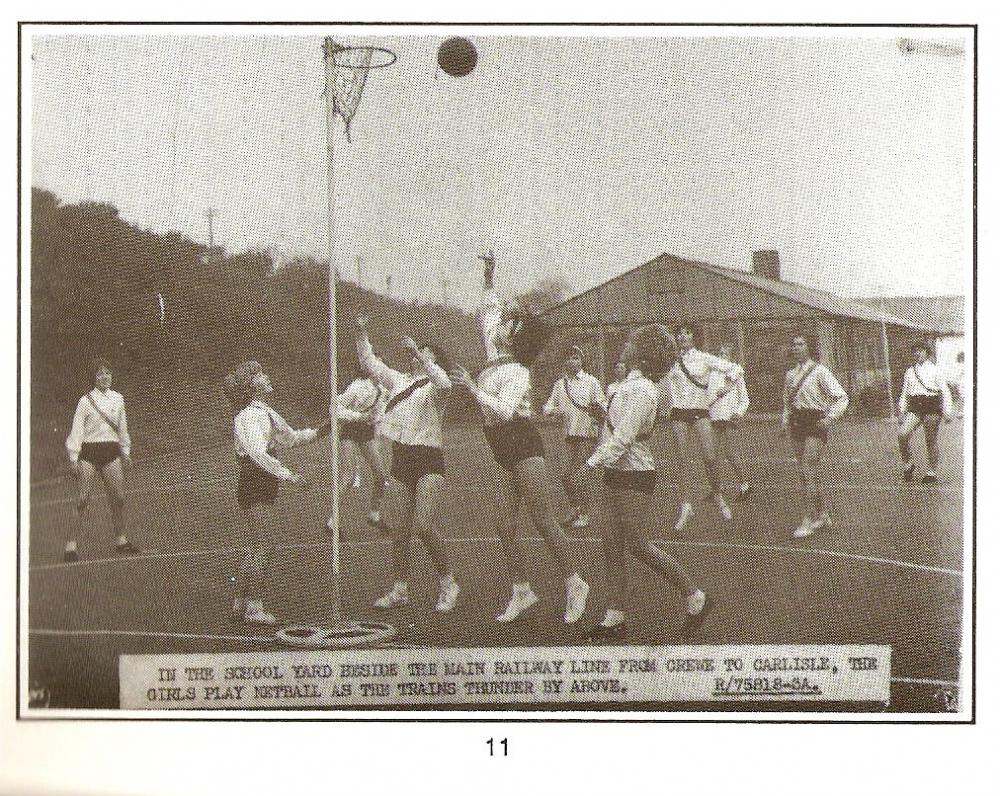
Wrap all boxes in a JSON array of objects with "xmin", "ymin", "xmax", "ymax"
[
  {"xmin": 439, "ymin": 573, "xmax": 455, "ymax": 589},
  {"xmin": 687, "ymin": 589, "xmax": 706, "ymax": 615},
  {"xmin": 566, "ymin": 572, "xmax": 586, "ymax": 589},
  {"xmin": 116, "ymin": 535, "xmax": 128, "ymax": 546},
  {"xmin": 600, "ymin": 609, "xmax": 625, "ymax": 628},
  {"xmin": 369, "ymin": 510, "xmax": 381, "ymax": 522},
  {"xmin": 513, "ymin": 582, "xmax": 531, "ymax": 596},
  {"xmin": 247, "ymin": 599, "xmax": 263, "ymax": 613},
  {"xmin": 393, "ymin": 581, "xmax": 408, "ymax": 594},
  {"xmin": 64, "ymin": 540, "xmax": 77, "ymax": 552}
]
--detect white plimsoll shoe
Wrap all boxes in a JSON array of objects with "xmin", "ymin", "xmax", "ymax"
[
  {"xmin": 570, "ymin": 513, "xmax": 590, "ymax": 530},
  {"xmin": 811, "ymin": 512, "xmax": 833, "ymax": 532},
  {"xmin": 792, "ymin": 519, "xmax": 816, "ymax": 539},
  {"xmin": 561, "ymin": 510, "xmax": 580, "ymax": 527},
  {"xmin": 715, "ymin": 495, "xmax": 733, "ymax": 521},
  {"xmin": 435, "ymin": 580, "xmax": 460, "ymax": 613},
  {"xmin": 497, "ymin": 587, "xmax": 539, "ymax": 623},
  {"xmin": 242, "ymin": 606, "xmax": 277, "ymax": 626},
  {"xmin": 674, "ymin": 502, "xmax": 694, "ymax": 532},
  {"xmin": 563, "ymin": 576, "xmax": 591, "ymax": 624},
  {"xmin": 374, "ymin": 587, "xmax": 409, "ymax": 609}
]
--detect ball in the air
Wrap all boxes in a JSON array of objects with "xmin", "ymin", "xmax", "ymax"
[{"xmin": 437, "ymin": 37, "xmax": 478, "ymax": 77}]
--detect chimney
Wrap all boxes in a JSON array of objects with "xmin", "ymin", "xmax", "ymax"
[{"xmin": 752, "ymin": 249, "xmax": 781, "ymax": 281}]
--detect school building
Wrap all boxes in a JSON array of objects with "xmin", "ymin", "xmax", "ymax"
[{"xmin": 537, "ymin": 251, "xmax": 961, "ymax": 414}]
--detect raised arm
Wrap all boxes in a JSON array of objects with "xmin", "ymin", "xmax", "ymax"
[
  {"xmin": 403, "ymin": 336, "xmax": 451, "ymax": 391},
  {"xmin": 357, "ymin": 318, "xmax": 405, "ymax": 391}
]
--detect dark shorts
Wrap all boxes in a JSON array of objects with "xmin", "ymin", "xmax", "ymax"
[
  {"xmin": 341, "ymin": 421, "xmax": 375, "ymax": 445},
  {"xmin": 484, "ymin": 417, "xmax": 546, "ymax": 470},
  {"xmin": 789, "ymin": 409, "xmax": 829, "ymax": 445},
  {"xmin": 602, "ymin": 468, "xmax": 657, "ymax": 494},
  {"xmin": 390, "ymin": 442, "xmax": 445, "ymax": 488},
  {"xmin": 907, "ymin": 394, "xmax": 943, "ymax": 419},
  {"xmin": 237, "ymin": 456, "xmax": 281, "ymax": 508},
  {"xmin": 671, "ymin": 408, "xmax": 709, "ymax": 424},
  {"xmin": 79, "ymin": 442, "xmax": 121, "ymax": 470}
]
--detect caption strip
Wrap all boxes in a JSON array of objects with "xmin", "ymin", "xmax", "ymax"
[{"xmin": 120, "ymin": 644, "xmax": 891, "ymax": 708}]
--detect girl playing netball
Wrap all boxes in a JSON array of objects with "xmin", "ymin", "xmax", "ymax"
[
  {"xmin": 708, "ymin": 344, "xmax": 752, "ymax": 501},
  {"xmin": 356, "ymin": 316, "xmax": 459, "ymax": 614},
  {"xmin": 450, "ymin": 253, "xmax": 590, "ymax": 625},
  {"xmin": 577, "ymin": 325, "xmax": 712, "ymax": 640},
  {"xmin": 224, "ymin": 360, "xmax": 329, "ymax": 625},
  {"xmin": 665, "ymin": 326, "xmax": 743, "ymax": 531},
  {"xmin": 898, "ymin": 341, "xmax": 952, "ymax": 484},
  {"xmin": 64, "ymin": 357, "xmax": 138, "ymax": 562}
]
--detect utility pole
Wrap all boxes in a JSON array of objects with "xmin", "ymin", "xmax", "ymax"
[{"xmin": 205, "ymin": 207, "xmax": 217, "ymax": 252}]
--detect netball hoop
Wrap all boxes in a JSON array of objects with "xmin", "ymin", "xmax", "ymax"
[{"xmin": 274, "ymin": 38, "xmax": 397, "ymax": 649}]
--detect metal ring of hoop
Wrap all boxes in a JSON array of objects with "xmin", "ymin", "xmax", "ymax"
[
  {"xmin": 332, "ymin": 46, "xmax": 398, "ymax": 70},
  {"xmin": 275, "ymin": 623, "xmax": 396, "ymax": 649}
]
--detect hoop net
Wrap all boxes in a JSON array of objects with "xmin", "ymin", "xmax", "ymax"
[{"xmin": 325, "ymin": 41, "xmax": 386, "ymax": 142}]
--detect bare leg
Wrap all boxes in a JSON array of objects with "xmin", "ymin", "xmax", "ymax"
[
  {"xmin": 514, "ymin": 456, "xmax": 573, "ymax": 578},
  {"xmin": 670, "ymin": 421, "xmax": 691, "ymax": 504},
  {"xmin": 361, "ymin": 439, "xmax": 389, "ymax": 512},
  {"xmin": 100, "ymin": 458, "xmax": 127, "ymax": 541},
  {"xmin": 411, "ymin": 473, "xmax": 451, "ymax": 575},
  {"xmin": 233, "ymin": 503, "xmax": 269, "ymax": 609},
  {"xmin": 923, "ymin": 415, "xmax": 942, "ymax": 472},
  {"xmin": 718, "ymin": 425, "xmax": 747, "ymax": 484},
  {"xmin": 790, "ymin": 436, "xmax": 810, "ymax": 524},
  {"xmin": 389, "ymin": 484, "xmax": 415, "ymax": 582},
  {"xmin": 601, "ymin": 486, "xmax": 628, "ymax": 612},
  {"xmin": 495, "ymin": 471, "xmax": 527, "ymax": 584},
  {"xmin": 801, "ymin": 436, "xmax": 826, "ymax": 518},
  {"xmin": 692, "ymin": 417, "xmax": 721, "ymax": 495},
  {"xmin": 898, "ymin": 412, "xmax": 922, "ymax": 465},
  {"xmin": 70, "ymin": 460, "xmax": 98, "ymax": 546},
  {"xmin": 616, "ymin": 487, "xmax": 697, "ymax": 597},
  {"xmin": 562, "ymin": 437, "xmax": 592, "ymax": 517}
]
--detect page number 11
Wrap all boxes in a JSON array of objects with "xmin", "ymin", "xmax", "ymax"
[{"xmin": 487, "ymin": 737, "xmax": 508, "ymax": 757}]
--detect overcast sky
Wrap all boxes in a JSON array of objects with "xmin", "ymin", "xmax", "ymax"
[{"xmin": 29, "ymin": 31, "xmax": 971, "ymax": 306}]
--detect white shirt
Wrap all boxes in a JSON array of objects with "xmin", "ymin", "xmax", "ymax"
[
  {"xmin": 66, "ymin": 389, "xmax": 131, "ymax": 463},
  {"xmin": 588, "ymin": 371, "xmax": 658, "ymax": 472},
  {"xmin": 234, "ymin": 400, "xmax": 318, "ymax": 481},
  {"xmin": 900, "ymin": 360, "xmax": 953, "ymax": 417},
  {"xmin": 782, "ymin": 360, "xmax": 849, "ymax": 424},
  {"xmin": 708, "ymin": 369, "xmax": 750, "ymax": 421},
  {"xmin": 337, "ymin": 378, "xmax": 387, "ymax": 425},
  {"xmin": 473, "ymin": 286, "xmax": 534, "ymax": 426},
  {"xmin": 543, "ymin": 371, "xmax": 605, "ymax": 438},
  {"xmin": 357, "ymin": 336, "xmax": 450, "ymax": 448},
  {"xmin": 666, "ymin": 349, "xmax": 744, "ymax": 410}
]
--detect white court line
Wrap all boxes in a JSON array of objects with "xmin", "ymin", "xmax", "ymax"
[
  {"xmin": 30, "ymin": 478, "xmax": 962, "ymax": 508},
  {"xmin": 30, "ymin": 535, "xmax": 961, "ymax": 578}
]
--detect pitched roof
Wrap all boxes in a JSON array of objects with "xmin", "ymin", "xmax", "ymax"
[
  {"xmin": 542, "ymin": 253, "xmax": 953, "ymax": 334},
  {"xmin": 860, "ymin": 295, "xmax": 965, "ymax": 336}
]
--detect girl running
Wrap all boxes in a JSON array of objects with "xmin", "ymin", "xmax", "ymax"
[
  {"xmin": 332, "ymin": 367, "xmax": 390, "ymax": 531},
  {"xmin": 224, "ymin": 360, "xmax": 329, "ymax": 625},
  {"xmin": 64, "ymin": 357, "xmax": 138, "ymax": 562},
  {"xmin": 356, "ymin": 316, "xmax": 459, "ymax": 613},
  {"xmin": 542, "ymin": 345, "xmax": 605, "ymax": 530},
  {"xmin": 665, "ymin": 326, "xmax": 743, "ymax": 531},
  {"xmin": 898, "ymin": 341, "xmax": 953, "ymax": 484},
  {"xmin": 782, "ymin": 335, "xmax": 849, "ymax": 538},
  {"xmin": 708, "ymin": 344, "xmax": 752, "ymax": 501},
  {"xmin": 450, "ymin": 253, "xmax": 590, "ymax": 625},
  {"xmin": 578, "ymin": 325, "xmax": 712, "ymax": 640}
]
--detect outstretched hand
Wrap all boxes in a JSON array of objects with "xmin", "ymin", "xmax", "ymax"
[{"xmin": 401, "ymin": 336, "xmax": 420, "ymax": 355}]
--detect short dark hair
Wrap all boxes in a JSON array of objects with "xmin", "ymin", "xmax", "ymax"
[
  {"xmin": 911, "ymin": 340, "xmax": 932, "ymax": 354},
  {"xmin": 91, "ymin": 356, "xmax": 112, "ymax": 376},
  {"xmin": 510, "ymin": 314, "xmax": 551, "ymax": 367},
  {"xmin": 629, "ymin": 324, "xmax": 678, "ymax": 381},
  {"xmin": 791, "ymin": 334, "xmax": 818, "ymax": 357}
]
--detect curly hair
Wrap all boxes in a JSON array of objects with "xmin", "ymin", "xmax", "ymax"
[
  {"xmin": 90, "ymin": 356, "xmax": 113, "ymax": 377},
  {"xmin": 223, "ymin": 360, "xmax": 262, "ymax": 413},
  {"xmin": 627, "ymin": 324, "xmax": 678, "ymax": 381}
]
